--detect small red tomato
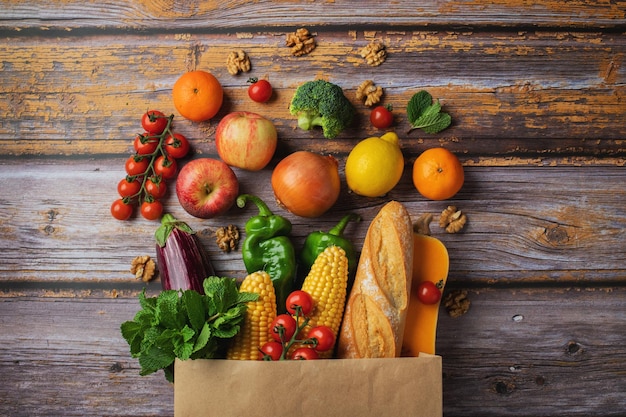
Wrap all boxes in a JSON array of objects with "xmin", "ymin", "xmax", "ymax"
[
  {"xmin": 247, "ymin": 78, "xmax": 273, "ymax": 103},
  {"xmin": 145, "ymin": 177, "xmax": 167, "ymax": 199},
  {"xmin": 164, "ymin": 133, "xmax": 190, "ymax": 159},
  {"xmin": 111, "ymin": 199, "xmax": 133, "ymax": 220},
  {"xmin": 153, "ymin": 155, "xmax": 177, "ymax": 179},
  {"xmin": 125, "ymin": 155, "xmax": 150, "ymax": 176},
  {"xmin": 270, "ymin": 314, "xmax": 297, "ymax": 343},
  {"xmin": 259, "ymin": 341, "xmax": 284, "ymax": 361},
  {"xmin": 141, "ymin": 110, "xmax": 168, "ymax": 134},
  {"xmin": 290, "ymin": 347, "xmax": 319, "ymax": 360},
  {"xmin": 140, "ymin": 200, "xmax": 163, "ymax": 221},
  {"xmin": 133, "ymin": 133, "xmax": 159, "ymax": 155},
  {"xmin": 370, "ymin": 105, "xmax": 394, "ymax": 129},
  {"xmin": 307, "ymin": 326, "xmax": 335, "ymax": 352},
  {"xmin": 285, "ymin": 290, "xmax": 314, "ymax": 317},
  {"xmin": 417, "ymin": 281, "xmax": 442, "ymax": 305},
  {"xmin": 117, "ymin": 177, "xmax": 141, "ymax": 198}
]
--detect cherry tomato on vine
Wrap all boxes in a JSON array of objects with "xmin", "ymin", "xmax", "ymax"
[
  {"xmin": 247, "ymin": 78, "xmax": 273, "ymax": 103},
  {"xmin": 117, "ymin": 177, "xmax": 141, "ymax": 198},
  {"xmin": 416, "ymin": 281, "xmax": 442, "ymax": 305},
  {"xmin": 307, "ymin": 326, "xmax": 335, "ymax": 352},
  {"xmin": 133, "ymin": 133, "xmax": 159, "ymax": 155},
  {"xmin": 270, "ymin": 314, "xmax": 297, "ymax": 343},
  {"xmin": 164, "ymin": 133, "xmax": 190, "ymax": 159},
  {"xmin": 145, "ymin": 177, "xmax": 167, "ymax": 199},
  {"xmin": 111, "ymin": 199, "xmax": 133, "ymax": 220},
  {"xmin": 140, "ymin": 200, "xmax": 163, "ymax": 221},
  {"xmin": 285, "ymin": 290, "xmax": 314, "ymax": 316},
  {"xmin": 125, "ymin": 155, "xmax": 150, "ymax": 176},
  {"xmin": 290, "ymin": 347, "xmax": 319, "ymax": 360},
  {"xmin": 141, "ymin": 110, "xmax": 168, "ymax": 134},
  {"xmin": 153, "ymin": 155, "xmax": 177, "ymax": 179},
  {"xmin": 259, "ymin": 341, "xmax": 283, "ymax": 361},
  {"xmin": 370, "ymin": 105, "xmax": 394, "ymax": 129}
]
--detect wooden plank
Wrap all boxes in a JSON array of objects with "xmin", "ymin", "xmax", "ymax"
[
  {"xmin": 1, "ymin": 30, "xmax": 624, "ymax": 157},
  {"xmin": 1, "ymin": 287, "xmax": 624, "ymax": 416},
  {"xmin": 1, "ymin": 0, "xmax": 625, "ymax": 30},
  {"xmin": 0, "ymin": 158, "xmax": 624, "ymax": 285}
]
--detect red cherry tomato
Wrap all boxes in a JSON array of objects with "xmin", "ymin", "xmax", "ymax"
[
  {"xmin": 125, "ymin": 155, "xmax": 150, "ymax": 176},
  {"xmin": 153, "ymin": 155, "xmax": 177, "ymax": 179},
  {"xmin": 140, "ymin": 200, "xmax": 163, "ymax": 221},
  {"xmin": 117, "ymin": 177, "xmax": 141, "ymax": 198},
  {"xmin": 259, "ymin": 341, "xmax": 283, "ymax": 361},
  {"xmin": 370, "ymin": 105, "xmax": 394, "ymax": 129},
  {"xmin": 247, "ymin": 78, "xmax": 273, "ymax": 103},
  {"xmin": 133, "ymin": 133, "xmax": 159, "ymax": 155},
  {"xmin": 307, "ymin": 326, "xmax": 336, "ymax": 352},
  {"xmin": 417, "ymin": 281, "xmax": 442, "ymax": 305},
  {"xmin": 164, "ymin": 133, "xmax": 190, "ymax": 159},
  {"xmin": 145, "ymin": 177, "xmax": 167, "ymax": 199},
  {"xmin": 111, "ymin": 199, "xmax": 133, "ymax": 220},
  {"xmin": 285, "ymin": 290, "xmax": 314, "ymax": 316},
  {"xmin": 290, "ymin": 347, "xmax": 319, "ymax": 360},
  {"xmin": 270, "ymin": 314, "xmax": 297, "ymax": 343},
  {"xmin": 141, "ymin": 110, "xmax": 168, "ymax": 134}
]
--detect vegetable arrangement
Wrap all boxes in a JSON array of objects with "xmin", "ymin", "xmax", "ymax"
[{"xmin": 118, "ymin": 32, "xmax": 465, "ymax": 382}]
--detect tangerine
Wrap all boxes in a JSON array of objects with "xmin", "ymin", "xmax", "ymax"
[
  {"xmin": 172, "ymin": 70, "xmax": 223, "ymax": 122},
  {"xmin": 412, "ymin": 147, "xmax": 464, "ymax": 200}
]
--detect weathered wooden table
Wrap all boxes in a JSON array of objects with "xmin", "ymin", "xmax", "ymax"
[{"xmin": 1, "ymin": 1, "xmax": 625, "ymax": 416}]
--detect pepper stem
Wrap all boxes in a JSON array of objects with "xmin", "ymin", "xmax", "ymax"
[
  {"xmin": 328, "ymin": 213, "xmax": 360, "ymax": 236},
  {"xmin": 236, "ymin": 194, "xmax": 274, "ymax": 217}
]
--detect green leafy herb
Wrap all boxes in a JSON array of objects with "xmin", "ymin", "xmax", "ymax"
[
  {"xmin": 406, "ymin": 90, "xmax": 452, "ymax": 134},
  {"xmin": 120, "ymin": 276, "xmax": 258, "ymax": 382}
]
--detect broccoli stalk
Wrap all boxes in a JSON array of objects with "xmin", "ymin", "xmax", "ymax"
[{"xmin": 289, "ymin": 80, "xmax": 355, "ymax": 139}]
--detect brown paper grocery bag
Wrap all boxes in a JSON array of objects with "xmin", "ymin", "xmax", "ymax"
[{"xmin": 174, "ymin": 354, "xmax": 442, "ymax": 417}]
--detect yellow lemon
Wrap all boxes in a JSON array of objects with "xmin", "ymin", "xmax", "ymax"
[{"xmin": 345, "ymin": 132, "xmax": 404, "ymax": 197}]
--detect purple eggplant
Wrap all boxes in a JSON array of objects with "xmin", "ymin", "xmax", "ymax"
[{"xmin": 154, "ymin": 214, "xmax": 215, "ymax": 293}]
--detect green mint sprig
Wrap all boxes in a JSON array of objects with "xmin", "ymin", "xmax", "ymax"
[
  {"xmin": 120, "ymin": 276, "xmax": 259, "ymax": 382},
  {"xmin": 406, "ymin": 90, "xmax": 452, "ymax": 134}
]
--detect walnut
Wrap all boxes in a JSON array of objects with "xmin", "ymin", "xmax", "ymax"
[
  {"xmin": 439, "ymin": 205, "xmax": 467, "ymax": 233},
  {"xmin": 226, "ymin": 50, "xmax": 251, "ymax": 75},
  {"xmin": 413, "ymin": 213, "xmax": 433, "ymax": 236},
  {"xmin": 359, "ymin": 41, "xmax": 387, "ymax": 66},
  {"xmin": 355, "ymin": 80, "xmax": 383, "ymax": 107},
  {"xmin": 286, "ymin": 27, "xmax": 316, "ymax": 56},
  {"xmin": 443, "ymin": 290, "xmax": 471, "ymax": 318},
  {"xmin": 130, "ymin": 255, "xmax": 156, "ymax": 282},
  {"xmin": 215, "ymin": 224, "xmax": 240, "ymax": 253}
]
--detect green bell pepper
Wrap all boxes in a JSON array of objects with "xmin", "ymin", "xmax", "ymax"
[
  {"xmin": 237, "ymin": 194, "xmax": 296, "ymax": 312},
  {"xmin": 299, "ymin": 213, "xmax": 360, "ymax": 280}
]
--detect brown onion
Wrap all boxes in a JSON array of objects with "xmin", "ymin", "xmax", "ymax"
[{"xmin": 271, "ymin": 151, "xmax": 341, "ymax": 218}]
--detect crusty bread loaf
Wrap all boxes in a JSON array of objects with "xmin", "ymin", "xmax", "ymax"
[{"xmin": 336, "ymin": 201, "xmax": 414, "ymax": 358}]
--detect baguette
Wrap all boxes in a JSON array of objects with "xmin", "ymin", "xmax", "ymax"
[{"xmin": 336, "ymin": 201, "xmax": 414, "ymax": 358}]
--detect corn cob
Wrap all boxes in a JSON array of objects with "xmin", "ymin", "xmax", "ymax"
[
  {"xmin": 227, "ymin": 271, "xmax": 277, "ymax": 360},
  {"xmin": 300, "ymin": 245, "xmax": 349, "ymax": 356}
]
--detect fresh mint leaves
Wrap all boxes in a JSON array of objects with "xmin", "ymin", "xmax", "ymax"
[
  {"xmin": 120, "ymin": 276, "xmax": 258, "ymax": 382},
  {"xmin": 406, "ymin": 90, "xmax": 452, "ymax": 134}
]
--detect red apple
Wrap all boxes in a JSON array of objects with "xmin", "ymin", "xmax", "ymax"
[
  {"xmin": 215, "ymin": 111, "xmax": 278, "ymax": 171},
  {"xmin": 176, "ymin": 158, "xmax": 239, "ymax": 219}
]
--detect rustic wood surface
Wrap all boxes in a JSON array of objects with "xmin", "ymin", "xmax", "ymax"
[{"xmin": 1, "ymin": 1, "xmax": 625, "ymax": 416}]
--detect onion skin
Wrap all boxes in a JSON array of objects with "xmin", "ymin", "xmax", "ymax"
[{"xmin": 271, "ymin": 151, "xmax": 341, "ymax": 218}]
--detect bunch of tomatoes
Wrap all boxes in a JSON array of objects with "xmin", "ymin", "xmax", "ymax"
[
  {"xmin": 111, "ymin": 110, "xmax": 190, "ymax": 221},
  {"xmin": 259, "ymin": 290, "xmax": 335, "ymax": 361}
]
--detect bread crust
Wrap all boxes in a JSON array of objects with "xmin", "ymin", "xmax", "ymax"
[{"xmin": 336, "ymin": 201, "xmax": 414, "ymax": 358}]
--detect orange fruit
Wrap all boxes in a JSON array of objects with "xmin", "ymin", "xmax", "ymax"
[
  {"xmin": 412, "ymin": 147, "xmax": 464, "ymax": 200},
  {"xmin": 172, "ymin": 70, "xmax": 223, "ymax": 122}
]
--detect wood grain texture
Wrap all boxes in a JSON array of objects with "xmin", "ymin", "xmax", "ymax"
[
  {"xmin": 1, "ymin": 1, "xmax": 625, "ymax": 416},
  {"xmin": 2, "ymin": 0, "xmax": 625, "ymax": 30},
  {"xmin": 1, "ymin": 288, "xmax": 624, "ymax": 416}
]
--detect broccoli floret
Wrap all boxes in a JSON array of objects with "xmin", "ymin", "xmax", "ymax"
[{"xmin": 289, "ymin": 80, "xmax": 355, "ymax": 139}]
